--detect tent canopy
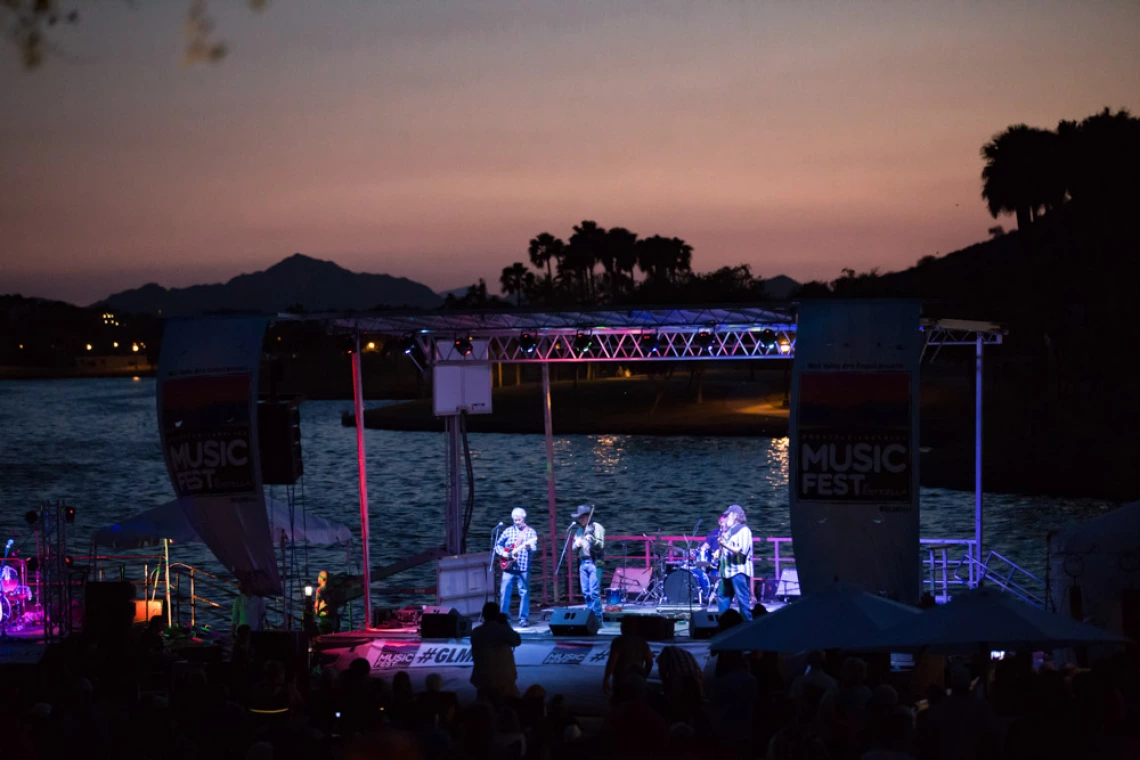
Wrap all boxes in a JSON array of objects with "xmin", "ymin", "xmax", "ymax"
[
  {"xmin": 1050, "ymin": 501, "xmax": 1140, "ymax": 557},
  {"xmin": 93, "ymin": 497, "xmax": 353, "ymax": 551},
  {"xmin": 709, "ymin": 583, "xmax": 922, "ymax": 653},
  {"xmin": 1048, "ymin": 501, "xmax": 1140, "ymax": 639},
  {"xmin": 853, "ymin": 586, "xmax": 1131, "ymax": 654}
]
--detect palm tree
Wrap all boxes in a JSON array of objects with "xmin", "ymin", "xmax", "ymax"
[
  {"xmin": 980, "ymin": 124, "xmax": 1066, "ymax": 233},
  {"xmin": 603, "ymin": 226, "xmax": 638, "ymax": 302},
  {"xmin": 500, "ymin": 263, "xmax": 533, "ymax": 306},
  {"xmin": 637, "ymin": 235, "xmax": 693, "ymax": 284},
  {"xmin": 566, "ymin": 220, "xmax": 607, "ymax": 302},
  {"xmin": 527, "ymin": 233, "xmax": 565, "ymax": 283}
]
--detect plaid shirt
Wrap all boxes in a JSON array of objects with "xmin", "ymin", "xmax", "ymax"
[{"xmin": 496, "ymin": 524, "xmax": 537, "ymax": 573}]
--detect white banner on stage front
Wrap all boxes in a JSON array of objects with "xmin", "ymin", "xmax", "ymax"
[
  {"xmin": 156, "ymin": 316, "xmax": 281, "ymax": 596},
  {"xmin": 789, "ymin": 300, "xmax": 922, "ymax": 603}
]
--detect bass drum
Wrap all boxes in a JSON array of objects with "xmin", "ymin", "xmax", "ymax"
[{"xmin": 664, "ymin": 568, "xmax": 710, "ymax": 604}]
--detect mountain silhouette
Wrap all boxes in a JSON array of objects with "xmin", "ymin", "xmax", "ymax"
[{"xmin": 97, "ymin": 254, "xmax": 443, "ymax": 314}]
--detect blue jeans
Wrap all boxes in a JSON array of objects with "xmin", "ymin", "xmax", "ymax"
[
  {"xmin": 500, "ymin": 570, "xmax": 530, "ymax": 622},
  {"xmin": 579, "ymin": 560, "xmax": 603, "ymax": 618},
  {"xmin": 717, "ymin": 573, "xmax": 753, "ymax": 621}
]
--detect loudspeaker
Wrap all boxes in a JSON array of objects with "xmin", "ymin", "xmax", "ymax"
[
  {"xmin": 84, "ymin": 581, "xmax": 135, "ymax": 639},
  {"xmin": 258, "ymin": 402, "xmax": 303, "ymax": 485},
  {"xmin": 421, "ymin": 607, "xmax": 472, "ymax": 639},
  {"xmin": 690, "ymin": 611, "xmax": 720, "ymax": 639},
  {"xmin": 549, "ymin": 609, "xmax": 600, "ymax": 636},
  {"xmin": 622, "ymin": 614, "xmax": 675, "ymax": 641}
]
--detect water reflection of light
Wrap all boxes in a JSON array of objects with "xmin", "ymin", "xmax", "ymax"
[
  {"xmin": 764, "ymin": 436, "xmax": 790, "ymax": 492},
  {"xmin": 590, "ymin": 434, "xmax": 628, "ymax": 474}
]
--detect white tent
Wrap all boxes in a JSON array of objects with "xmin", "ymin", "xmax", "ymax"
[
  {"xmin": 1048, "ymin": 501, "xmax": 1140, "ymax": 638},
  {"xmin": 853, "ymin": 586, "xmax": 1131, "ymax": 654},
  {"xmin": 93, "ymin": 497, "xmax": 353, "ymax": 550},
  {"xmin": 709, "ymin": 583, "xmax": 921, "ymax": 653}
]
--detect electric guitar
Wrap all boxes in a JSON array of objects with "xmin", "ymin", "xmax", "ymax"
[{"xmin": 500, "ymin": 536, "xmax": 538, "ymax": 570}]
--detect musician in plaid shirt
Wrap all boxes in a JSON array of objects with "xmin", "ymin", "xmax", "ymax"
[{"xmin": 496, "ymin": 508, "xmax": 538, "ymax": 627}]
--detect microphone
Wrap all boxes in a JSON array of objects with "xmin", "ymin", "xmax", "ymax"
[
  {"xmin": 496, "ymin": 521, "xmax": 505, "ymax": 527},
  {"xmin": 5, "ymin": 539, "xmax": 12, "ymax": 548}
]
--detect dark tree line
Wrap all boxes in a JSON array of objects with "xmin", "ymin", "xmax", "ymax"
[{"xmin": 445, "ymin": 221, "xmax": 767, "ymax": 309}]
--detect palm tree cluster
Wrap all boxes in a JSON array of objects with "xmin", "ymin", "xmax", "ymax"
[
  {"xmin": 981, "ymin": 108, "xmax": 1140, "ymax": 234},
  {"xmin": 491, "ymin": 220, "xmax": 764, "ymax": 308}
]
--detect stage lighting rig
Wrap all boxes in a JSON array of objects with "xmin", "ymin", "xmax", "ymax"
[
  {"xmin": 694, "ymin": 330, "xmax": 714, "ymax": 353},
  {"xmin": 454, "ymin": 336, "xmax": 474, "ymax": 356},
  {"xmin": 518, "ymin": 333, "xmax": 538, "ymax": 354},
  {"xmin": 573, "ymin": 332, "xmax": 594, "ymax": 353},
  {"xmin": 638, "ymin": 333, "xmax": 660, "ymax": 354}
]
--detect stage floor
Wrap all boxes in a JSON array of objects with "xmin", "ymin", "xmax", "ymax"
[{"xmin": 313, "ymin": 601, "xmax": 783, "ymax": 715}]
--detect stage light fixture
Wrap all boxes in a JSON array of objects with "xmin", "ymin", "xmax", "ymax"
[
  {"xmin": 24, "ymin": 510, "xmax": 38, "ymax": 525},
  {"xmin": 638, "ymin": 333, "xmax": 660, "ymax": 354},
  {"xmin": 399, "ymin": 337, "xmax": 417, "ymax": 355},
  {"xmin": 304, "ymin": 585, "xmax": 313, "ymax": 598},
  {"xmin": 65, "ymin": 506, "xmax": 76, "ymax": 523},
  {"xmin": 518, "ymin": 333, "xmax": 538, "ymax": 354},
  {"xmin": 454, "ymin": 336, "xmax": 473, "ymax": 356},
  {"xmin": 694, "ymin": 331, "xmax": 714, "ymax": 352},
  {"xmin": 778, "ymin": 338, "xmax": 792, "ymax": 355},
  {"xmin": 759, "ymin": 329, "xmax": 777, "ymax": 350},
  {"xmin": 573, "ymin": 332, "xmax": 594, "ymax": 353}
]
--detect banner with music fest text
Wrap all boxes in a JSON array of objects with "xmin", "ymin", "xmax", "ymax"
[
  {"xmin": 157, "ymin": 316, "xmax": 281, "ymax": 596},
  {"xmin": 789, "ymin": 300, "xmax": 922, "ymax": 603}
]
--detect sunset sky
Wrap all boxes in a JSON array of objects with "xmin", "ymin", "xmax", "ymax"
[{"xmin": 3, "ymin": 1, "xmax": 1138, "ymax": 305}]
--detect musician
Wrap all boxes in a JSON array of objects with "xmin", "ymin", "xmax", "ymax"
[
  {"xmin": 571, "ymin": 505, "xmax": 606, "ymax": 619},
  {"xmin": 716, "ymin": 505, "xmax": 754, "ymax": 621},
  {"xmin": 495, "ymin": 508, "xmax": 538, "ymax": 627},
  {"xmin": 697, "ymin": 517, "xmax": 725, "ymax": 606}
]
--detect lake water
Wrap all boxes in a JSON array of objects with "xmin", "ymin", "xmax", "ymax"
[{"xmin": 0, "ymin": 378, "xmax": 1117, "ymax": 600}]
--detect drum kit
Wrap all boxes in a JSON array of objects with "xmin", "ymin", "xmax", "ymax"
[
  {"xmin": 0, "ymin": 558, "xmax": 37, "ymax": 632},
  {"xmin": 626, "ymin": 533, "xmax": 718, "ymax": 608}
]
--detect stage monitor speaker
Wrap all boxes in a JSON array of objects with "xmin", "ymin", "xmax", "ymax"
[
  {"xmin": 84, "ymin": 581, "xmax": 135, "ymax": 639},
  {"xmin": 259, "ymin": 402, "xmax": 303, "ymax": 485},
  {"xmin": 690, "ymin": 611, "xmax": 720, "ymax": 639},
  {"xmin": 421, "ymin": 607, "xmax": 472, "ymax": 639},
  {"xmin": 549, "ymin": 608, "xmax": 600, "ymax": 636},
  {"xmin": 623, "ymin": 614, "xmax": 675, "ymax": 641}
]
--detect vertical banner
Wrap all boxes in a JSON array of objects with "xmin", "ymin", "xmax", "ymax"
[
  {"xmin": 157, "ymin": 316, "xmax": 282, "ymax": 596},
  {"xmin": 789, "ymin": 301, "xmax": 922, "ymax": 603}
]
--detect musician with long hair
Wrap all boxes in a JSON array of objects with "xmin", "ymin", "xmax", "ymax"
[
  {"xmin": 495, "ymin": 508, "xmax": 538, "ymax": 627},
  {"xmin": 716, "ymin": 504, "xmax": 754, "ymax": 621}
]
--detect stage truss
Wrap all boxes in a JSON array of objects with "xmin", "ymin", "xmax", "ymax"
[{"xmin": 324, "ymin": 307, "xmax": 1003, "ymax": 364}]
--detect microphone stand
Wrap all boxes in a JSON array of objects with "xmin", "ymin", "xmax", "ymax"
[
  {"xmin": 486, "ymin": 524, "xmax": 504, "ymax": 603},
  {"xmin": 554, "ymin": 523, "xmax": 576, "ymax": 579}
]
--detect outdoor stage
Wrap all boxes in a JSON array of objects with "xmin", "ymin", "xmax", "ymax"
[{"xmin": 314, "ymin": 600, "xmax": 786, "ymax": 715}]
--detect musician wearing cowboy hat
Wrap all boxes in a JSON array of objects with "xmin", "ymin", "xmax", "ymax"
[{"xmin": 571, "ymin": 505, "xmax": 606, "ymax": 619}]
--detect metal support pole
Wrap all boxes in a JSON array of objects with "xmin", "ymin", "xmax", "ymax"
[
  {"xmin": 351, "ymin": 336, "xmax": 373, "ymax": 628},
  {"xmin": 164, "ymin": 539, "xmax": 172, "ymax": 628},
  {"xmin": 975, "ymin": 333, "xmax": 984, "ymax": 585},
  {"xmin": 190, "ymin": 569, "xmax": 196, "ymax": 629},
  {"xmin": 444, "ymin": 416, "xmax": 464, "ymax": 557},
  {"xmin": 542, "ymin": 364, "xmax": 559, "ymax": 602}
]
